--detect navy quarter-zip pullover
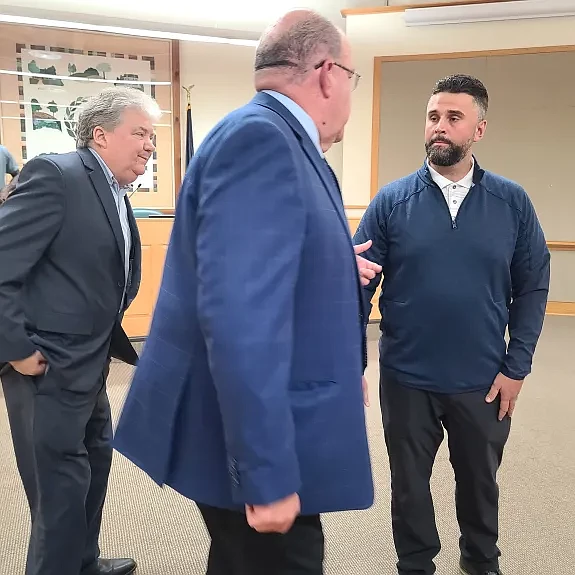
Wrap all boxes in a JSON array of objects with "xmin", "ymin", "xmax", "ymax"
[{"xmin": 354, "ymin": 159, "xmax": 550, "ymax": 393}]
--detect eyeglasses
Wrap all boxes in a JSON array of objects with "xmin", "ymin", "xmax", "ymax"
[
  {"xmin": 314, "ymin": 60, "xmax": 361, "ymax": 91},
  {"xmin": 254, "ymin": 59, "xmax": 361, "ymax": 91}
]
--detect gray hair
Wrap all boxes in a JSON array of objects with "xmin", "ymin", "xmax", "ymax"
[
  {"xmin": 255, "ymin": 11, "xmax": 342, "ymax": 78},
  {"xmin": 76, "ymin": 86, "xmax": 162, "ymax": 148}
]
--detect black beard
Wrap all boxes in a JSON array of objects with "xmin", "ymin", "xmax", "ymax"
[{"xmin": 425, "ymin": 138, "xmax": 470, "ymax": 167}]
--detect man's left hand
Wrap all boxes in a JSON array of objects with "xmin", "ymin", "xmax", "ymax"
[
  {"xmin": 362, "ymin": 375, "xmax": 370, "ymax": 407},
  {"xmin": 485, "ymin": 372, "xmax": 524, "ymax": 420},
  {"xmin": 354, "ymin": 240, "xmax": 382, "ymax": 286}
]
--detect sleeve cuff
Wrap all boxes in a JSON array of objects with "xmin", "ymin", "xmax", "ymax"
[
  {"xmin": 499, "ymin": 364, "xmax": 527, "ymax": 381},
  {"xmin": 230, "ymin": 454, "xmax": 301, "ymax": 506}
]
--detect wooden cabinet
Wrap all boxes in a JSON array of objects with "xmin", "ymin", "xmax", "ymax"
[
  {"xmin": 122, "ymin": 218, "xmax": 173, "ymax": 339},
  {"xmin": 123, "ymin": 216, "xmax": 383, "ymax": 340},
  {"xmin": 121, "ymin": 216, "xmax": 575, "ymax": 340}
]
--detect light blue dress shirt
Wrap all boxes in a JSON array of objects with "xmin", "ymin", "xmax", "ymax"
[
  {"xmin": 262, "ymin": 90, "xmax": 324, "ymax": 158},
  {"xmin": 0, "ymin": 145, "xmax": 19, "ymax": 184},
  {"xmin": 88, "ymin": 148, "xmax": 131, "ymax": 304}
]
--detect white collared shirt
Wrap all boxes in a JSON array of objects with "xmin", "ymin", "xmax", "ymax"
[
  {"xmin": 262, "ymin": 90, "xmax": 324, "ymax": 158},
  {"xmin": 428, "ymin": 160, "xmax": 474, "ymax": 221},
  {"xmin": 88, "ymin": 148, "xmax": 132, "ymax": 311}
]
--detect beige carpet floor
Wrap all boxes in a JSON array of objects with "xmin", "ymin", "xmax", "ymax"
[{"xmin": 1, "ymin": 316, "xmax": 574, "ymax": 574}]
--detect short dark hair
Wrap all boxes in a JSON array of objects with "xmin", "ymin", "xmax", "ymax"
[{"xmin": 432, "ymin": 74, "xmax": 488, "ymax": 120}]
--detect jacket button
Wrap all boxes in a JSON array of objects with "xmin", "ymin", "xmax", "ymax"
[{"xmin": 118, "ymin": 281, "xmax": 124, "ymax": 288}]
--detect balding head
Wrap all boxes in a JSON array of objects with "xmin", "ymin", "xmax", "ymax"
[
  {"xmin": 254, "ymin": 10, "xmax": 357, "ymax": 153},
  {"xmin": 255, "ymin": 10, "xmax": 342, "ymax": 82}
]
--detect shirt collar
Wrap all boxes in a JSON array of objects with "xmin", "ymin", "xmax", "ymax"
[
  {"xmin": 427, "ymin": 158, "xmax": 474, "ymax": 190},
  {"xmin": 88, "ymin": 147, "xmax": 128, "ymax": 197},
  {"xmin": 262, "ymin": 90, "xmax": 323, "ymax": 158}
]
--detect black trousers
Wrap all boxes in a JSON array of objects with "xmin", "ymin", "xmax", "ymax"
[
  {"xmin": 380, "ymin": 371, "xmax": 511, "ymax": 575},
  {"xmin": 1, "ymin": 366, "xmax": 112, "ymax": 575},
  {"xmin": 197, "ymin": 503, "xmax": 324, "ymax": 575}
]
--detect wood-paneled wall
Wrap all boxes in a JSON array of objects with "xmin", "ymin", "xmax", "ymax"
[
  {"xmin": 124, "ymin": 216, "xmax": 574, "ymax": 339},
  {"xmin": 122, "ymin": 218, "xmax": 172, "ymax": 338}
]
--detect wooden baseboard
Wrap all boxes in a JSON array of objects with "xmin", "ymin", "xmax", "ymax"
[
  {"xmin": 546, "ymin": 301, "xmax": 575, "ymax": 316},
  {"xmin": 370, "ymin": 300, "xmax": 575, "ymax": 321}
]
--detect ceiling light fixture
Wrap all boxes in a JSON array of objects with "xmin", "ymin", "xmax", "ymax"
[
  {"xmin": 0, "ymin": 13, "xmax": 259, "ymax": 47},
  {"xmin": 403, "ymin": 0, "xmax": 575, "ymax": 27}
]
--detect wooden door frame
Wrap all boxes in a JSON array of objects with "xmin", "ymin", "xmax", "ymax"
[{"xmin": 369, "ymin": 45, "xmax": 575, "ymax": 315}]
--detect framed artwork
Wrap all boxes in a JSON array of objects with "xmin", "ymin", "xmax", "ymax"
[{"xmin": 15, "ymin": 44, "xmax": 158, "ymax": 192}]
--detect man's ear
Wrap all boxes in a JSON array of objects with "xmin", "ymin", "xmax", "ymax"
[
  {"xmin": 318, "ymin": 61, "xmax": 334, "ymax": 99},
  {"xmin": 474, "ymin": 119, "xmax": 487, "ymax": 143},
  {"xmin": 92, "ymin": 126, "xmax": 108, "ymax": 148}
]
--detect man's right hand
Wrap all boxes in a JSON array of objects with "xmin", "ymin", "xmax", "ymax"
[
  {"xmin": 245, "ymin": 492, "xmax": 301, "ymax": 534},
  {"xmin": 10, "ymin": 350, "xmax": 47, "ymax": 376}
]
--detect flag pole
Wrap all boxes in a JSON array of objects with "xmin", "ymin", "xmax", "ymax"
[
  {"xmin": 183, "ymin": 84, "xmax": 194, "ymax": 109},
  {"xmin": 183, "ymin": 85, "xmax": 195, "ymax": 169}
]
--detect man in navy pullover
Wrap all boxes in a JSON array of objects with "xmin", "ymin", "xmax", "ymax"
[{"xmin": 354, "ymin": 75, "xmax": 550, "ymax": 575}]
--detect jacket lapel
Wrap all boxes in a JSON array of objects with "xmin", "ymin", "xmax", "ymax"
[
  {"xmin": 124, "ymin": 196, "xmax": 141, "ymax": 305},
  {"xmin": 303, "ymin": 144, "xmax": 349, "ymax": 231},
  {"xmin": 252, "ymin": 93, "xmax": 367, "ymax": 321},
  {"xmin": 77, "ymin": 148, "xmax": 125, "ymax": 267}
]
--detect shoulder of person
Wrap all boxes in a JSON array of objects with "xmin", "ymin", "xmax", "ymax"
[
  {"xmin": 211, "ymin": 109, "xmax": 294, "ymax": 159},
  {"xmin": 25, "ymin": 150, "xmax": 78, "ymax": 168},
  {"xmin": 17, "ymin": 153, "xmax": 79, "ymax": 194},
  {"xmin": 372, "ymin": 170, "xmax": 424, "ymax": 212},
  {"xmin": 480, "ymin": 170, "xmax": 531, "ymax": 211}
]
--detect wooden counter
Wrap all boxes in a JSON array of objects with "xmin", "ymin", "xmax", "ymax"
[
  {"xmin": 122, "ymin": 215, "xmax": 381, "ymax": 339},
  {"xmin": 122, "ymin": 218, "xmax": 173, "ymax": 339},
  {"xmin": 123, "ymin": 216, "xmax": 574, "ymax": 339}
]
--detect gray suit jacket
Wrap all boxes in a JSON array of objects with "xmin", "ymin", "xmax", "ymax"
[{"xmin": 0, "ymin": 147, "xmax": 141, "ymax": 390}]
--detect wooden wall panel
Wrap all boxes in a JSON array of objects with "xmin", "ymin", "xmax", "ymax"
[
  {"xmin": 124, "ymin": 217, "xmax": 574, "ymax": 340},
  {"xmin": 122, "ymin": 219, "xmax": 172, "ymax": 338}
]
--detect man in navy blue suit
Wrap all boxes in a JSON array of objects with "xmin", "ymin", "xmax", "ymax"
[{"xmin": 113, "ymin": 9, "xmax": 380, "ymax": 575}]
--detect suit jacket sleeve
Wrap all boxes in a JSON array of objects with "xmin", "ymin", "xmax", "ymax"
[
  {"xmin": 0, "ymin": 156, "xmax": 65, "ymax": 363},
  {"xmin": 194, "ymin": 117, "xmax": 305, "ymax": 506}
]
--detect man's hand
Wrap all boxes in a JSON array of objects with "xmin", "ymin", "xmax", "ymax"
[
  {"xmin": 485, "ymin": 372, "xmax": 524, "ymax": 420},
  {"xmin": 354, "ymin": 240, "xmax": 382, "ymax": 286},
  {"xmin": 10, "ymin": 350, "xmax": 47, "ymax": 376},
  {"xmin": 362, "ymin": 375, "xmax": 370, "ymax": 407},
  {"xmin": 246, "ymin": 492, "xmax": 301, "ymax": 534}
]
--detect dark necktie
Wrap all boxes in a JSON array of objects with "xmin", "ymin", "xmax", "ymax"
[{"xmin": 323, "ymin": 158, "xmax": 342, "ymax": 197}]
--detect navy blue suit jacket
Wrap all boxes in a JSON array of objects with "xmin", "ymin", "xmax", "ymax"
[{"xmin": 113, "ymin": 92, "xmax": 374, "ymax": 515}]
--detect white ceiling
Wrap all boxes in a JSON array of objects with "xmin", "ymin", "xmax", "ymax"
[{"xmin": 0, "ymin": 0, "xmax": 393, "ymax": 39}]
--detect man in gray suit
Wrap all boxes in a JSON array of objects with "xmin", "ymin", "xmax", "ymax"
[{"xmin": 0, "ymin": 86, "xmax": 160, "ymax": 575}]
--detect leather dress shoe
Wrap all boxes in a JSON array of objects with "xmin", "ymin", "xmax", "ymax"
[
  {"xmin": 81, "ymin": 558, "xmax": 137, "ymax": 575},
  {"xmin": 459, "ymin": 557, "xmax": 503, "ymax": 575}
]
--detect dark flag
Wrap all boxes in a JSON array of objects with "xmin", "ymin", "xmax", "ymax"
[{"xmin": 185, "ymin": 101, "xmax": 194, "ymax": 168}]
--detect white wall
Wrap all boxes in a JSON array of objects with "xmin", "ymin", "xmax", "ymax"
[
  {"xmin": 179, "ymin": 41, "xmax": 256, "ymax": 159},
  {"xmin": 178, "ymin": 41, "xmax": 344, "ymax": 184},
  {"xmin": 342, "ymin": 12, "xmax": 575, "ymax": 207},
  {"xmin": 388, "ymin": 0, "xmax": 472, "ymax": 4}
]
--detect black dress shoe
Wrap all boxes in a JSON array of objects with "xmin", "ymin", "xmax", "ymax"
[
  {"xmin": 82, "ymin": 558, "xmax": 137, "ymax": 575},
  {"xmin": 459, "ymin": 558, "xmax": 503, "ymax": 575}
]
